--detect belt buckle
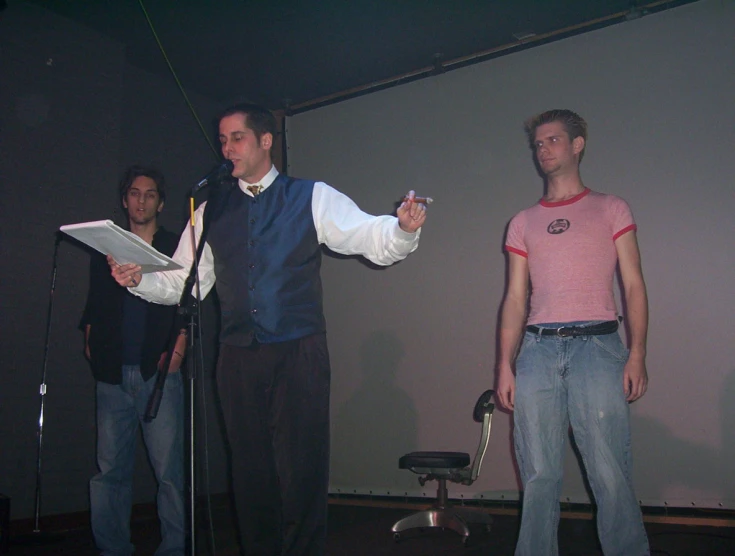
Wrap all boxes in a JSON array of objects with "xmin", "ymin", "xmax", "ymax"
[{"xmin": 557, "ymin": 326, "xmax": 572, "ymax": 337}]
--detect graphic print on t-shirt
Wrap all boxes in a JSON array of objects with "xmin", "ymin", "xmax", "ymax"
[{"xmin": 547, "ymin": 219, "xmax": 570, "ymax": 234}]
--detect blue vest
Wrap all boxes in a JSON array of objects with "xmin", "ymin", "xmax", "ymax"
[{"xmin": 206, "ymin": 175, "xmax": 325, "ymax": 346}]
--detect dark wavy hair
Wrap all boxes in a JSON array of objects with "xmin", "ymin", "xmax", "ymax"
[{"xmin": 118, "ymin": 165, "xmax": 166, "ymax": 208}]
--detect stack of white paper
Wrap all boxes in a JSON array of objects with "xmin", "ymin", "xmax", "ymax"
[{"xmin": 60, "ymin": 220, "xmax": 182, "ymax": 274}]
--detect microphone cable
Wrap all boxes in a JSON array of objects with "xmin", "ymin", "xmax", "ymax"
[{"xmin": 136, "ymin": 0, "xmax": 220, "ymax": 162}]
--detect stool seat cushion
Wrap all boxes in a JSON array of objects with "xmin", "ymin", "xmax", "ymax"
[{"xmin": 399, "ymin": 451, "xmax": 470, "ymax": 469}]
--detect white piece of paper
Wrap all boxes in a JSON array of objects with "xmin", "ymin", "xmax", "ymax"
[{"xmin": 60, "ymin": 219, "xmax": 182, "ymax": 274}]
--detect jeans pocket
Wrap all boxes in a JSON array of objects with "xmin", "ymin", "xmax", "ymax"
[
  {"xmin": 520, "ymin": 331, "xmax": 537, "ymax": 351},
  {"xmin": 515, "ymin": 332, "xmax": 538, "ymax": 373},
  {"xmin": 591, "ymin": 333, "xmax": 629, "ymax": 362}
]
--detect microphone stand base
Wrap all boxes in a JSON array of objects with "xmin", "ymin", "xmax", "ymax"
[{"xmin": 11, "ymin": 530, "xmax": 66, "ymax": 546}]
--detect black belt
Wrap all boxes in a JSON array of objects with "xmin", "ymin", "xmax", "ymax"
[{"xmin": 526, "ymin": 320, "xmax": 619, "ymax": 337}]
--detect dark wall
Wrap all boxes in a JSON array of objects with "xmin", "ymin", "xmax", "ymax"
[{"xmin": 0, "ymin": 1, "xmax": 228, "ymax": 519}]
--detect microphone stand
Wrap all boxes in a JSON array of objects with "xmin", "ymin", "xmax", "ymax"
[
  {"xmin": 139, "ymin": 168, "xmax": 234, "ymax": 555},
  {"xmin": 180, "ymin": 220, "xmax": 203, "ymax": 556},
  {"xmin": 139, "ymin": 198, "xmax": 207, "ymax": 555},
  {"xmin": 17, "ymin": 234, "xmax": 65, "ymax": 545},
  {"xmin": 176, "ymin": 181, "xmax": 235, "ymax": 556}
]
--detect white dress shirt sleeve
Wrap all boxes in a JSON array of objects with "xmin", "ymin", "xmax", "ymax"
[
  {"xmin": 312, "ymin": 181, "xmax": 420, "ymax": 266},
  {"xmin": 133, "ymin": 202, "xmax": 217, "ymax": 305},
  {"xmin": 133, "ymin": 179, "xmax": 420, "ymax": 304}
]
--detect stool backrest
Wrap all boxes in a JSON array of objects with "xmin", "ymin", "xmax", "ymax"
[{"xmin": 469, "ymin": 389, "xmax": 495, "ymax": 483}]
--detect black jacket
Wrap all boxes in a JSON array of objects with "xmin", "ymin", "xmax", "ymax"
[{"xmin": 80, "ymin": 227, "xmax": 180, "ymax": 384}]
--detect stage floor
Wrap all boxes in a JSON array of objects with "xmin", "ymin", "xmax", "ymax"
[{"xmin": 8, "ymin": 500, "xmax": 735, "ymax": 555}]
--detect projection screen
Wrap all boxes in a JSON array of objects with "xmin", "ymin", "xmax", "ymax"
[{"xmin": 286, "ymin": 0, "xmax": 735, "ymax": 509}]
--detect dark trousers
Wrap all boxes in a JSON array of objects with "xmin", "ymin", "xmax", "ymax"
[{"xmin": 216, "ymin": 334, "xmax": 331, "ymax": 556}]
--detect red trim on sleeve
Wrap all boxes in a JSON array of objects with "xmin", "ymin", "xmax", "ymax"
[
  {"xmin": 505, "ymin": 246, "xmax": 528, "ymax": 258},
  {"xmin": 613, "ymin": 223, "xmax": 637, "ymax": 241}
]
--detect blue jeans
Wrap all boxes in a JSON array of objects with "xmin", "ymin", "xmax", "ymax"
[
  {"xmin": 513, "ymin": 323, "xmax": 649, "ymax": 556},
  {"xmin": 90, "ymin": 366, "xmax": 185, "ymax": 556}
]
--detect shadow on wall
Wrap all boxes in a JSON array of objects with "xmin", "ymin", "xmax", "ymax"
[
  {"xmin": 566, "ymin": 365, "xmax": 735, "ymax": 506},
  {"xmin": 626, "ymin": 367, "xmax": 734, "ymax": 505},
  {"xmin": 476, "ymin": 367, "xmax": 735, "ymax": 507},
  {"xmin": 330, "ymin": 330, "xmax": 418, "ymax": 494},
  {"xmin": 722, "ymin": 368, "xmax": 735, "ymax": 494}
]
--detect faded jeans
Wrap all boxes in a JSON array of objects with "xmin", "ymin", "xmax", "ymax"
[
  {"xmin": 90, "ymin": 365, "xmax": 184, "ymax": 556},
  {"xmin": 513, "ymin": 322, "xmax": 649, "ymax": 556}
]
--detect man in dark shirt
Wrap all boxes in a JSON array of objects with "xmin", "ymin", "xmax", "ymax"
[{"xmin": 81, "ymin": 165, "xmax": 186, "ymax": 556}]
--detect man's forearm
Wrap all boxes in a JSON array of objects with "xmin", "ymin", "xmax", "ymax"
[
  {"xmin": 167, "ymin": 331, "xmax": 187, "ymax": 373},
  {"xmin": 625, "ymin": 281, "xmax": 649, "ymax": 359},
  {"xmin": 497, "ymin": 297, "xmax": 527, "ymax": 371}
]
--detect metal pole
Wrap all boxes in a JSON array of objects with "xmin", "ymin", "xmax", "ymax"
[{"xmin": 32, "ymin": 234, "xmax": 61, "ymax": 532}]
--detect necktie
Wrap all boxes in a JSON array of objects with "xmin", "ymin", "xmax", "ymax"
[{"xmin": 247, "ymin": 184, "xmax": 262, "ymax": 196}]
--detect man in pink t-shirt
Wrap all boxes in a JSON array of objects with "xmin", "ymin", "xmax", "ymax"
[{"xmin": 496, "ymin": 110, "xmax": 650, "ymax": 556}]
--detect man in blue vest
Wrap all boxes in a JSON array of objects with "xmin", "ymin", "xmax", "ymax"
[{"xmin": 109, "ymin": 103, "xmax": 428, "ymax": 555}]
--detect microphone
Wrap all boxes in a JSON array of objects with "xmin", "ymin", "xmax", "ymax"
[{"xmin": 191, "ymin": 160, "xmax": 234, "ymax": 193}]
